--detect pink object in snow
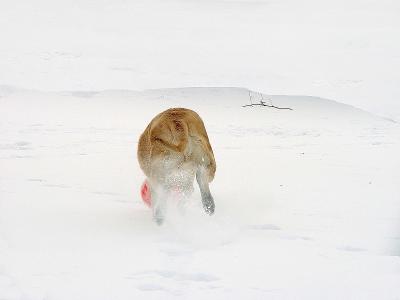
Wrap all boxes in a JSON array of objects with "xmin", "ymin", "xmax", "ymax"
[
  {"xmin": 141, "ymin": 180, "xmax": 152, "ymax": 207},
  {"xmin": 140, "ymin": 179, "xmax": 185, "ymax": 208}
]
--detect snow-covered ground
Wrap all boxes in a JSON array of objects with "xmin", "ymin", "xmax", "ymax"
[
  {"xmin": 1, "ymin": 0, "xmax": 400, "ymax": 121},
  {"xmin": 1, "ymin": 87, "xmax": 400, "ymax": 299},
  {"xmin": 1, "ymin": 0, "xmax": 400, "ymax": 298}
]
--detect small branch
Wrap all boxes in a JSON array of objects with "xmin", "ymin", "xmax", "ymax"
[
  {"xmin": 242, "ymin": 100, "xmax": 293, "ymax": 110},
  {"xmin": 248, "ymin": 90, "xmax": 253, "ymax": 106},
  {"xmin": 244, "ymin": 91, "xmax": 293, "ymax": 110}
]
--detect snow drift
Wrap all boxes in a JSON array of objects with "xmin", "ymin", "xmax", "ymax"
[{"xmin": 1, "ymin": 87, "xmax": 400, "ymax": 299}]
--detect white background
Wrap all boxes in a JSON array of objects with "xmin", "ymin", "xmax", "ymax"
[
  {"xmin": 1, "ymin": 1, "xmax": 400, "ymax": 299},
  {"xmin": 1, "ymin": 0, "xmax": 399, "ymax": 120}
]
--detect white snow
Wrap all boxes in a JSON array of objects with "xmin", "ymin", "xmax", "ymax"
[
  {"xmin": 1, "ymin": 0, "xmax": 400, "ymax": 298},
  {"xmin": 1, "ymin": 87, "xmax": 400, "ymax": 299},
  {"xmin": 1, "ymin": 0, "xmax": 400, "ymax": 120}
]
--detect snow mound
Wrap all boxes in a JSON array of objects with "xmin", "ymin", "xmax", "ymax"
[{"xmin": 1, "ymin": 87, "xmax": 400, "ymax": 299}]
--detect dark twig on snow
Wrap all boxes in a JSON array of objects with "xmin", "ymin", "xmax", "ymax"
[
  {"xmin": 242, "ymin": 101, "xmax": 293, "ymax": 110},
  {"xmin": 243, "ymin": 91, "xmax": 293, "ymax": 110}
]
